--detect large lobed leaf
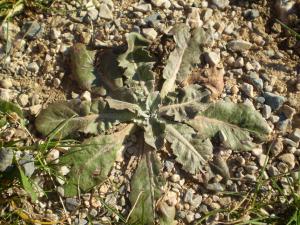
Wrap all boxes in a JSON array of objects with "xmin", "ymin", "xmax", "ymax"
[
  {"xmin": 159, "ymin": 84, "xmax": 210, "ymax": 121},
  {"xmin": 160, "ymin": 24, "xmax": 207, "ymax": 97},
  {"xmin": 35, "ymin": 99, "xmax": 135, "ymax": 138},
  {"xmin": 165, "ymin": 123, "xmax": 213, "ymax": 174},
  {"xmin": 129, "ymin": 150, "xmax": 167, "ymax": 225},
  {"xmin": 186, "ymin": 101, "xmax": 272, "ymax": 151},
  {"xmin": 61, "ymin": 124, "xmax": 134, "ymax": 196}
]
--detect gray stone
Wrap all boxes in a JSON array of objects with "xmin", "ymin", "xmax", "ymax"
[
  {"xmin": 199, "ymin": 204, "xmax": 209, "ymax": 213},
  {"xmin": 18, "ymin": 94, "xmax": 29, "ymax": 107},
  {"xmin": 74, "ymin": 218, "xmax": 88, "ymax": 225},
  {"xmin": 89, "ymin": 208, "xmax": 98, "ymax": 217},
  {"xmin": 143, "ymin": 28, "xmax": 157, "ymax": 40},
  {"xmin": 258, "ymin": 154, "xmax": 269, "ymax": 167},
  {"xmin": 268, "ymin": 165, "xmax": 279, "ymax": 177},
  {"xmin": 206, "ymin": 183, "xmax": 224, "ymax": 192},
  {"xmin": 144, "ymin": 13, "xmax": 161, "ymax": 27},
  {"xmin": 270, "ymin": 115, "xmax": 280, "ymax": 123},
  {"xmin": 99, "ymin": 4, "xmax": 113, "ymax": 20},
  {"xmin": 246, "ymin": 72, "xmax": 263, "ymax": 90},
  {"xmin": 241, "ymin": 83, "xmax": 254, "ymax": 97},
  {"xmin": 184, "ymin": 189, "xmax": 194, "ymax": 203},
  {"xmin": 22, "ymin": 21, "xmax": 43, "ymax": 39},
  {"xmin": 277, "ymin": 119, "xmax": 290, "ymax": 132},
  {"xmin": 186, "ymin": 212, "xmax": 195, "ymax": 223},
  {"xmin": 202, "ymin": 8, "xmax": 213, "ymax": 22},
  {"xmin": 191, "ymin": 195, "xmax": 202, "ymax": 208},
  {"xmin": 205, "ymin": 51, "xmax": 220, "ymax": 66},
  {"xmin": 27, "ymin": 62, "xmax": 40, "ymax": 73},
  {"xmin": 134, "ymin": 4, "xmax": 152, "ymax": 12},
  {"xmin": 65, "ymin": 198, "xmax": 81, "ymax": 211},
  {"xmin": 164, "ymin": 160, "xmax": 174, "ymax": 172},
  {"xmin": 171, "ymin": 174, "xmax": 180, "ymax": 182},
  {"xmin": 281, "ymin": 105, "xmax": 296, "ymax": 119},
  {"xmin": 262, "ymin": 104, "xmax": 272, "ymax": 119},
  {"xmin": 52, "ymin": 78, "xmax": 61, "ymax": 88},
  {"xmin": 0, "ymin": 79, "xmax": 12, "ymax": 89},
  {"xmin": 290, "ymin": 128, "xmax": 300, "ymax": 142},
  {"xmin": 211, "ymin": 0, "xmax": 229, "ymax": 9},
  {"xmin": 227, "ymin": 40, "xmax": 252, "ymax": 52},
  {"xmin": 279, "ymin": 153, "xmax": 295, "ymax": 169},
  {"xmin": 19, "ymin": 154, "xmax": 35, "ymax": 177},
  {"xmin": 244, "ymin": 9, "xmax": 260, "ymax": 20},
  {"xmin": 0, "ymin": 148, "xmax": 13, "ymax": 172},
  {"xmin": 283, "ymin": 138, "xmax": 298, "ymax": 147},
  {"xmin": 151, "ymin": 0, "xmax": 171, "ymax": 8},
  {"xmin": 87, "ymin": 9, "xmax": 99, "ymax": 21},
  {"xmin": 50, "ymin": 28, "xmax": 61, "ymax": 40},
  {"xmin": 256, "ymin": 97, "xmax": 265, "ymax": 104},
  {"xmin": 263, "ymin": 92, "xmax": 285, "ymax": 111}
]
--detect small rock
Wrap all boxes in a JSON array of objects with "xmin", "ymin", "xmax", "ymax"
[
  {"xmin": 234, "ymin": 57, "xmax": 244, "ymax": 68},
  {"xmin": 279, "ymin": 153, "xmax": 295, "ymax": 169},
  {"xmin": 98, "ymin": 4, "xmax": 113, "ymax": 20},
  {"xmin": 81, "ymin": 91, "xmax": 91, "ymax": 102},
  {"xmin": 166, "ymin": 191, "xmax": 177, "ymax": 206},
  {"xmin": 206, "ymin": 183, "xmax": 224, "ymax": 192},
  {"xmin": 268, "ymin": 165, "xmax": 279, "ymax": 177},
  {"xmin": 211, "ymin": 0, "xmax": 229, "ymax": 9},
  {"xmin": 27, "ymin": 62, "xmax": 40, "ymax": 73},
  {"xmin": 290, "ymin": 128, "xmax": 300, "ymax": 142},
  {"xmin": 87, "ymin": 9, "xmax": 99, "ymax": 21},
  {"xmin": 134, "ymin": 4, "xmax": 152, "ymax": 12},
  {"xmin": 256, "ymin": 97, "xmax": 265, "ymax": 104},
  {"xmin": 59, "ymin": 166, "xmax": 70, "ymax": 176},
  {"xmin": 271, "ymin": 139, "xmax": 283, "ymax": 156},
  {"xmin": 258, "ymin": 154, "xmax": 269, "ymax": 167},
  {"xmin": 202, "ymin": 8, "xmax": 213, "ymax": 22},
  {"xmin": 50, "ymin": 28, "xmax": 61, "ymax": 40},
  {"xmin": 224, "ymin": 22, "xmax": 234, "ymax": 34},
  {"xmin": 151, "ymin": 0, "xmax": 171, "ymax": 8},
  {"xmin": 262, "ymin": 105, "xmax": 272, "ymax": 119},
  {"xmin": 241, "ymin": 83, "xmax": 254, "ymax": 97},
  {"xmin": 264, "ymin": 92, "xmax": 285, "ymax": 111},
  {"xmin": 144, "ymin": 13, "xmax": 161, "ymax": 27},
  {"xmin": 89, "ymin": 208, "xmax": 98, "ymax": 217},
  {"xmin": 66, "ymin": 198, "xmax": 81, "ymax": 211},
  {"xmin": 52, "ymin": 78, "xmax": 61, "ymax": 88},
  {"xmin": 46, "ymin": 149, "xmax": 60, "ymax": 164},
  {"xmin": 0, "ymin": 89, "xmax": 11, "ymax": 101},
  {"xmin": 187, "ymin": 8, "xmax": 203, "ymax": 28},
  {"xmin": 270, "ymin": 115, "xmax": 280, "ymax": 123},
  {"xmin": 281, "ymin": 105, "xmax": 296, "ymax": 119},
  {"xmin": 231, "ymin": 85, "xmax": 239, "ymax": 95},
  {"xmin": 184, "ymin": 189, "xmax": 194, "ymax": 203},
  {"xmin": 252, "ymin": 148, "xmax": 262, "ymax": 156},
  {"xmin": 74, "ymin": 218, "xmax": 87, "ymax": 225},
  {"xmin": 246, "ymin": 72, "xmax": 263, "ymax": 90},
  {"xmin": 0, "ymin": 79, "xmax": 12, "ymax": 89},
  {"xmin": 18, "ymin": 94, "xmax": 29, "ymax": 107},
  {"xmin": 277, "ymin": 119, "xmax": 290, "ymax": 132},
  {"xmin": 22, "ymin": 21, "xmax": 43, "ymax": 39},
  {"xmin": 186, "ymin": 212, "xmax": 195, "ymax": 223},
  {"xmin": 244, "ymin": 9, "xmax": 260, "ymax": 20},
  {"xmin": 29, "ymin": 104, "xmax": 42, "ymax": 115},
  {"xmin": 171, "ymin": 174, "xmax": 180, "ymax": 182},
  {"xmin": 143, "ymin": 28, "xmax": 157, "ymax": 40},
  {"xmin": 199, "ymin": 204, "xmax": 209, "ymax": 213},
  {"xmin": 205, "ymin": 51, "xmax": 220, "ymax": 66},
  {"xmin": 227, "ymin": 40, "xmax": 252, "ymax": 52},
  {"xmin": 19, "ymin": 154, "xmax": 35, "ymax": 177},
  {"xmin": 164, "ymin": 160, "xmax": 174, "ymax": 172},
  {"xmin": 283, "ymin": 138, "xmax": 298, "ymax": 147},
  {"xmin": 191, "ymin": 195, "xmax": 202, "ymax": 208}
]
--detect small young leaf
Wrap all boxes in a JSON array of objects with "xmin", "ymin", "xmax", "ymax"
[
  {"xmin": 165, "ymin": 123, "xmax": 213, "ymax": 174},
  {"xmin": 186, "ymin": 101, "xmax": 272, "ymax": 151},
  {"xmin": 62, "ymin": 124, "xmax": 134, "ymax": 196},
  {"xmin": 18, "ymin": 166, "xmax": 38, "ymax": 202},
  {"xmin": 70, "ymin": 43, "xmax": 97, "ymax": 91},
  {"xmin": 129, "ymin": 150, "xmax": 165, "ymax": 225}
]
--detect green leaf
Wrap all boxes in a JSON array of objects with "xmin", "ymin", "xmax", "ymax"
[
  {"xmin": 159, "ymin": 84, "xmax": 210, "ymax": 121},
  {"xmin": 62, "ymin": 124, "xmax": 134, "ymax": 196},
  {"xmin": 0, "ymin": 99, "xmax": 23, "ymax": 118},
  {"xmin": 70, "ymin": 43, "xmax": 97, "ymax": 91},
  {"xmin": 160, "ymin": 24, "xmax": 207, "ymax": 97},
  {"xmin": 18, "ymin": 166, "xmax": 38, "ymax": 202},
  {"xmin": 35, "ymin": 99, "xmax": 135, "ymax": 138},
  {"xmin": 165, "ymin": 123, "xmax": 213, "ymax": 174},
  {"xmin": 157, "ymin": 201, "xmax": 176, "ymax": 225},
  {"xmin": 144, "ymin": 118, "xmax": 165, "ymax": 150},
  {"xmin": 186, "ymin": 101, "xmax": 272, "ymax": 151},
  {"xmin": 118, "ymin": 33, "xmax": 154, "ymax": 79},
  {"xmin": 106, "ymin": 98, "xmax": 142, "ymax": 114},
  {"xmin": 129, "ymin": 150, "xmax": 165, "ymax": 225}
]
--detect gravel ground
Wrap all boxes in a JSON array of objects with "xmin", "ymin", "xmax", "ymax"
[{"xmin": 0, "ymin": 0, "xmax": 300, "ymax": 224}]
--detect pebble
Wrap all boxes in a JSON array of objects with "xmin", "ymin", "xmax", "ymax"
[
  {"xmin": 184, "ymin": 188, "xmax": 194, "ymax": 203},
  {"xmin": 134, "ymin": 4, "xmax": 152, "ymax": 12},
  {"xmin": 252, "ymin": 148, "xmax": 262, "ymax": 156},
  {"xmin": 277, "ymin": 119, "xmax": 290, "ymax": 132},
  {"xmin": 263, "ymin": 92, "xmax": 285, "ymax": 111},
  {"xmin": 290, "ymin": 128, "xmax": 300, "ymax": 142},
  {"xmin": 270, "ymin": 115, "xmax": 280, "ymax": 123},
  {"xmin": 52, "ymin": 78, "xmax": 61, "ymax": 88},
  {"xmin": 87, "ymin": 9, "xmax": 99, "ymax": 21},
  {"xmin": 0, "ymin": 89, "xmax": 11, "ymax": 101},
  {"xmin": 46, "ymin": 149, "xmax": 60, "ymax": 164},
  {"xmin": 166, "ymin": 191, "xmax": 177, "ymax": 206},
  {"xmin": 205, "ymin": 51, "xmax": 220, "ymax": 66},
  {"xmin": 262, "ymin": 105, "xmax": 272, "ymax": 119},
  {"xmin": 58, "ymin": 166, "xmax": 70, "ymax": 176},
  {"xmin": 241, "ymin": 83, "xmax": 254, "ymax": 97},
  {"xmin": 234, "ymin": 57, "xmax": 244, "ymax": 68},
  {"xmin": 0, "ymin": 79, "xmax": 12, "ymax": 89},
  {"xmin": 246, "ymin": 72, "xmax": 263, "ymax": 90},
  {"xmin": 281, "ymin": 105, "xmax": 296, "ymax": 119},
  {"xmin": 151, "ymin": 0, "xmax": 171, "ymax": 8},
  {"xmin": 66, "ymin": 198, "xmax": 81, "ymax": 211},
  {"xmin": 164, "ymin": 160, "xmax": 174, "ymax": 172},
  {"xmin": 224, "ymin": 22, "xmax": 234, "ymax": 34},
  {"xmin": 187, "ymin": 8, "xmax": 203, "ymax": 28},
  {"xmin": 74, "ymin": 218, "xmax": 88, "ymax": 225},
  {"xmin": 206, "ymin": 183, "xmax": 224, "ymax": 192},
  {"xmin": 89, "ymin": 208, "xmax": 98, "ymax": 217},
  {"xmin": 258, "ymin": 154, "xmax": 269, "ymax": 167},
  {"xmin": 143, "ymin": 28, "xmax": 157, "ymax": 40},
  {"xmin": 50, "ymin": 28, "xmax": 61, "ymax": 40},
  {"xmin": 27, "ymin": 62, "xmax": 40, "ymax": 73},
  {"xmin": 81, "ymin": 91, "xmax": 91, "ymax": 102},
  {"xmin": 171, "ymin": 174, "xmax": 180, "ymax": 182},
  {"xmin": 278, "ymin": 153, "xmax": 295, "ymax": 169},
  {"xmin": 227, "ymin": 40, "xmax": 252, "ymax": 52},
  {"xmin": 98, "ymin": 4, "xmax": 113, "ymax": 20},
  {"xmin": 29, "ymin": 104, "xmax": 42, "ymax": 115},
  {"xmin": 283, "ymin": 138, "xmax": 298, "ymax": 147},
  {"xmin": 244, "ymin": 9, "xmax": 260, "ymax": 20},
  {"xmin": 191, "ymin": 195, "xmax": 202, "ymax": 208},
  {"xmin": 211, "ymin": 0, "xmax": 230, "ymax": 9},
  {"xmin": 186, "ymin": 212, "xmax": 195, "ymax": 223},
  {"xmin": 22, "ymin": 21, "xmax": 43, "ymax": 39},
  {"xmin": 18, "ymin": 94, "xmax": 29, "ymax": 107},
  {"xmin": 202, "ymin": 8, "xmax": 213, "ymax": 22},
  {"xmin": 19, "ymin": 154, "xmax": 35, "ymax": 177},
  {"xmin": 271, "ymin": 139, "xmax": 283, "ymax": 156},
  {"xmin": 268, "ymin": 165, "xmax": 279, "ymax": 177}
]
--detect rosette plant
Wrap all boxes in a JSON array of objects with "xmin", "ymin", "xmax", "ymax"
[{"xmin": 35, "ymin": 24, "xmax": 271, "ymax": 224}]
